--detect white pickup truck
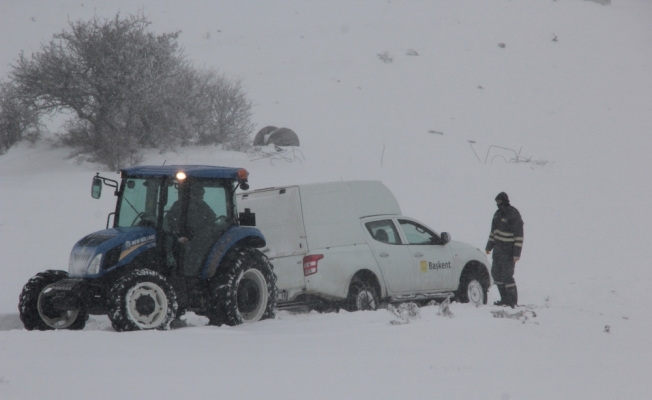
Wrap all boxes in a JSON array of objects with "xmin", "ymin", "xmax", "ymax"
[{"xmin": 237, "ymin": 181, "xmax": 491, "ymax": 311}]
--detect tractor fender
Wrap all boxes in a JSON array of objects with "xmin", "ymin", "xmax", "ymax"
[{"xmin": 202, "ymin": 226, "xmax": 266, "ymax": 279}]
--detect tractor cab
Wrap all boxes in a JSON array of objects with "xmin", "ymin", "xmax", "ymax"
[
  {"xmin": 88, "ymin": 165, "xmax": 254, "ymax": 279},
  {"xmin": 18, "ymin": 165, "xmax": 276, "ymax": 332},
  {"xmin": 114, "ymin": 170, "xmax": 238, "ymax": 277}
]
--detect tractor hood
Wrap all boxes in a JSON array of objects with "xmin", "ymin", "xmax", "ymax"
[{"xmin": 68, "ymin": 227, "xmax": 156, "ymax": 278}]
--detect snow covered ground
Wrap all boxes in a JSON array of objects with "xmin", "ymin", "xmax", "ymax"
[{"xmin": 1, "ymin": 0, "xmax": 652, "ymax": 398}]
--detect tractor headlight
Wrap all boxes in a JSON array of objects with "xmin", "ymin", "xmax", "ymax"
[{"xmin": 87, "ymin": 253, "xmax": 103, "ymax": 275}]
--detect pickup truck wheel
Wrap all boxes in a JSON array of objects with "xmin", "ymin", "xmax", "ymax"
[
  {"xmin": 108, "ymin": 269, "xmax": 178, "ymax": 332},
  {"xmin": 19, "ymin": 270, "xmax": 88, "ymax": 331},
  {"xmin": 346, "ymin": 278, "xmax": 378, "ymax": 312},
  {"xmin": 209, "ymin": 248, "xmax": 277, "ymax": 326},
  {"xmin": 457, "ymin": 274, "xmax": 487, "ymax": 306}
]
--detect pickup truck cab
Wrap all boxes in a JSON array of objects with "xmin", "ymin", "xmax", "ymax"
[{"xmin": 237, "ymin": 181, "xmax": 490, "ymax": 311}]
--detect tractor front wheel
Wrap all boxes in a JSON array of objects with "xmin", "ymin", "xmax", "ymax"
[
  {"xmin": 19, "ymin": 270, "xmax": 87, "ymax": 331},
  {"xmin": 108, "ymin": 269, "xmax": 178, "ymax": 332}
]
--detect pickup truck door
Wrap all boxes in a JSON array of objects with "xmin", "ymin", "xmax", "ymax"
[
  {"xmin": 363, "ymin": 219, "xmax": 414, "ymax": 293},
  {"xmin": 397, "ymin": 219, "xmax": 456, "ymax": 291}
]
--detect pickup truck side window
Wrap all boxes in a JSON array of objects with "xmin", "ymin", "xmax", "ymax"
[
  {"xmin": 365, "ymin": 220, "xmax": 402, "ymax": 245},
  {"xmin": 398, "ymin": 219, "xmax": 441, "ymax": 245}
]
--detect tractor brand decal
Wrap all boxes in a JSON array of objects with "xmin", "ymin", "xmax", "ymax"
[
  {"xmin": 125, "ymin": 235, "xmax": 155, "ymax": 250},
  {"xmin": 420, "ymin": 261, "xmax": 452, "ymax": 271},
  {"xmin": 120, "ymin": 235, "xmax": 156, "ymax": 261}
]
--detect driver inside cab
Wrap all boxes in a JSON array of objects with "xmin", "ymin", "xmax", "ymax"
[{"xmin": 164, "ymin": 183, "xmax": 221, "ymax": 276}]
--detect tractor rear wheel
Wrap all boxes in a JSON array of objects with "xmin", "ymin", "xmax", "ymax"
[
  {"xmin": 19, "ymin": 270, "xmax": 87, "ymax": 331},
  {"xmin": 108, "ymin": 269, "xmax": 178, "ymax": 332},
  {"xmin": 208, "ymin": 248, "xmax": 277, "ymax": 326}
]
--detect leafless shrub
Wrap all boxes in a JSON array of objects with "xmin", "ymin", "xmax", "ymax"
[
  {"xmin": 7, "ymin": 12, "xmax": 255, "ymax": 169},
  {"xmin": 437, "ymin": 297, "xmax": 454, "ymax": 318},
  {"xmin": 249, "ymin": 145, "xmax": 305, "ymax": 165},
  {"xmin": 377, "ymin": 51, "xmax": 394, "ymax": 63},
  {"xmin": 188, "ymin": 69, "xmax": 255, "ymax": 150},
  {"xmin": 468, "ymin": 142, "xmax": 554, "ymax": 166},
  {"xmin": 388, "ymin": 302, "xmax": 420, "ymax": 325},
  {"xmin": 491, "ymin": 309, "xmax": 537, "ymax": 324},
  {"xmin": 0, "ymin": 81, "xmax": 42, "ymax": 154}
]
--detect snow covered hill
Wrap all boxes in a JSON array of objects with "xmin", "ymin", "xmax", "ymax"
[{"xmin": 1, "ymin": 1, "xmax": 651, "ymax": 399}]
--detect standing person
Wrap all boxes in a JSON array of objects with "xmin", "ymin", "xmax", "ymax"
[{"xmin": 485, "ymin": 192, "xmax": 524, "ymax": 308}]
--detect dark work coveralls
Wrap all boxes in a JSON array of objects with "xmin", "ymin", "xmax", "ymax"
[
  {"xmin": 485, "ymin": 192, "xmax": 524, "ymax": 308},
  {"xmin": 165, "ymin": 187, "xmax": 218, "ymax": 276}
]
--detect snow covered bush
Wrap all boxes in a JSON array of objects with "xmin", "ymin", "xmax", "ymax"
[
  {"xmin": 388, "ymin": 302, "xmax": 420, "ymax": 325},
  {"xmin": 377, "ymin": 51, "xmax": 394, "ymax": 63},
  {"xmin": 437, "ymin": 297, "xmax": 454, "ymax": 318},
  {"xmin": 6, "ymin": 12, "xmax": 254, "ymax": 169},
  {"xmin": 491, "ymin": 309, "xmax": 537, "ymax": 324}
]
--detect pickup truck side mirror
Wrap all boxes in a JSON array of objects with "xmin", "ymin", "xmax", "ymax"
[{"xmin": 440, "ymin": 232, "xmax": 451, "ymax": 245}]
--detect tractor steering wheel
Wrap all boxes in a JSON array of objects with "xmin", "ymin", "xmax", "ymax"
[
  {"xmin": 216, "ymin": 215, "xmax": 228, "ymax": 226},
  {"xmin": 131, "ymin": 212, "xmax": 146, "ymax": 227}
]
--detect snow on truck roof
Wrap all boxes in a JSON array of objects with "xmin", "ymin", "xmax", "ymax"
[
  {"xmin": 121, "ymin": 165, "xmax": 247, "ymax": 180},
  {"xmin": 242, "ymin": 180, "xmax": 403, "ymax": 219}
]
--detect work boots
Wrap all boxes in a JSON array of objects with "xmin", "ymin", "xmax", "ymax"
[
  {"xmin": 505, "ymin": 284, "xmax": 518, "ymax": 309},
  {"xmin": 493, "ymin": 284, "xmax": 507, "ymax": 306}
]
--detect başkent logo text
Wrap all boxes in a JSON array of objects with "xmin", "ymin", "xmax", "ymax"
[
  {"xmin": 420, "ymin": 260, "xmax": 452, "ymax": 272},
  {"xmin": 428, "ymin": 261, "xmax": 451, "ymax": 270}
]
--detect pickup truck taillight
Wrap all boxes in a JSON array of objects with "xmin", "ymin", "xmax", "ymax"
[{"xmin": 303, "ymin": 254, "xmax": 324, "ymax": 276}]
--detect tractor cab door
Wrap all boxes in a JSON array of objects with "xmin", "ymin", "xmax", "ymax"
[{"xmin": 163, "ymin": 179, "xmax": 232, "ymax": 277}]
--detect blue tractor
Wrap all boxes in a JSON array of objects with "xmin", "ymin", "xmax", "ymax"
[{"xmin": 19, "ymin": 165, "xmax": 277, "ymax": 331}]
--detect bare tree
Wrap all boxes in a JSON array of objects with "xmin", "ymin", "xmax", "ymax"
[
  {"xmin": 190, "ymin": 69, "xmax": 255, "ymax": 151},
  {"xmin": 6, "ymin": 12, "xmax": 256, "ymax": 169},
  {"xmin": 10, "ymin": 13, "xmax": 185, "ymax": 169},
  {"xmin": 0, "ymin": 82, "xmax": 41, "ymax": 154}
]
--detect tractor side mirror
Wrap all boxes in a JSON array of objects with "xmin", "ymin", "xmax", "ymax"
[
  {"xmin": 440, "ymin": 232, "xmax": 451, "ymax": 245},
  {"xmin": 91, "ymin": 176, "xmax": 103, "ymax": 199},
  {"xmin": 239, "ymin": 208, "xmax": 256, "ymax": 226}
]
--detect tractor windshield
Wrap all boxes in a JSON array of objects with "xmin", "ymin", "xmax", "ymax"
[
  {"xmin": 116, "ymin": 176, "xmax": 236, "ymax": 230},
  {"xmin": 116, "ymin": 177, "xmax": 164, "ymax": 228}
]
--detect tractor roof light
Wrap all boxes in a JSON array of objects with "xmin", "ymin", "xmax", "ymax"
[
  {"xmin": 237, "ymin": 169, "xmax": 250, "ymax": 190},
  {"xmin": 176, "ymin": 171, "xmax": 187, "ymax": 181},
  {"xmin": 237, "ymin": 169, "xmax": 249, "ymax": 182}
]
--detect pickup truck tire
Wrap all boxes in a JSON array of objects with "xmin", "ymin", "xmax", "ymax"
[
  {"xmin": 209, "ymin": 248, "xmax": 277, "ymax": 326},
  {"xmin": 19, "ymin": 270, "xmax": 88, "ymax": 331},
  {"xmin": 345, "ymin": 277, "xmax": 378, "ymax": 312},
  {"xmin": 108, "ymin": 269, "xmax": 178, "ymax": 331},
  {"xmin": 456, "ymin": 273, "xmax": 487, "ymax": 306}
]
